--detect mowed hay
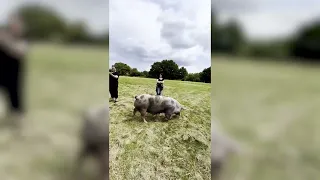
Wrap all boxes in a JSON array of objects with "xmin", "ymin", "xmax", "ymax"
[{"xmin": 109, "ymin": 76, "xmax": 211, "ymax": 180}]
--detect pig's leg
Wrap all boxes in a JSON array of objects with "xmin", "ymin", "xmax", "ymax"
[
  {"xmin": 133, "ymin": 108, "xmax": 138, "ymax": 116},
  {"xmin": 165, "ymin": 109, "xmax": 174, "ymax": 121},
  {"xmin": 140, "ymin": 109, "xmax": 148, "ymax": 123}
]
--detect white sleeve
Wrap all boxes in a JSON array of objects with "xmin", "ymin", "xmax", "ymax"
[{"xmin": 2, "ymin": 39, "xmax": 28, "ymax": 59}]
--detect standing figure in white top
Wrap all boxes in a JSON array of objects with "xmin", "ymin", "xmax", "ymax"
[{"xmin": 156, "ymin": 73, "xmax": 164, "ymax": 96}]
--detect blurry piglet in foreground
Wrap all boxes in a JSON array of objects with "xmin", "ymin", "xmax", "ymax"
[
  {"xmin": 75, "ymin": 104, "xmax": 109, "ymax": 180},
  {"xmin": 211, "ymin": 119, "xmax": 241, "ymax": 179}
]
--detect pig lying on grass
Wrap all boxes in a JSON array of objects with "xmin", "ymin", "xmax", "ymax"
[{"xmin": 133, "ymin": 94, "xmax": 186, "ymax": 123}]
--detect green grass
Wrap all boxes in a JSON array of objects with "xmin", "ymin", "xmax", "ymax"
[
  {"xmin": 109, "ymin": 77, "xmax": 211, "ymax": 179},
  {"xmin": 212, "ymin": 56, "xmax": 320, "ymax": 180},
  {"xmin": 0, "ymin": 43, "xmax": 108, "ymax": 180},
  {"xmin": 2, "ymin": 43, "xmax": 315, "ymax": 180}
]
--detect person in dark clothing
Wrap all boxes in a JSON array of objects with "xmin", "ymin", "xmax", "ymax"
[
  {"xmin": 156, "ymin": 73, "xmax": 164, "ymax": 95},
  {"xmin": 109, "ymin": 65, "xmax": 119, "ymax": 103},
  {"xmin": 0, "ymin": 14, "xmax": 28, "ymax": 133}
]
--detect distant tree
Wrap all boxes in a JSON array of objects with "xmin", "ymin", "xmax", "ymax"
[
  {"xmin": 65, "ymin": 21, "xmax": 90, "ymax": 43},
  {"xmin": 130, "ymin": 68, "xmax": 141, "ymax": 77},
  {"xmin": 211, "ymin": 12, "xmax": 245, "ymax": 54},
  {"xmin": 185, "ymin": 73, "xmax": 201, "ymax": 82},
  {"xmin": 290, "ymin": 20, "xmax": 320, "ymax": 60},
  {"xmin": 177, "ymin": 67, "xmax": 188, "ymax": 80},
  {"xmin": 149, "ymin": 60, "xmax": 180, "ymax": 80},
  {"xmin": 16, "ymin": 4, "xmax": 67, "ymax": 40},
  {"xmin": 225, "ymin": 19, "xmax": 244, "ymax": 54},
  {"xmin": 15, "ymin": 4, "xmax": 107, "ymax": 45},
  {"xmin": 200, "ymin": 67, "xmax": 211, "ymax": 83},
  {"xmin": 114, "ymin": 62, "xmax": 131, "ymax": 76},
  {"xmin": 142, "ymin": 71, "xmax": 149, "ymax": 77}
]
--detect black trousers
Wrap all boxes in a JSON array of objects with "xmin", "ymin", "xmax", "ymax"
[
  {"xmin": 109, "ymin": 83, "xmax": 118, "ymax": 99},
  {"xmin": 0, "ymin": 59, "xmax": 24, "ymax": 113},
  {"xmin": 156, "ymin": 86, "xmax": 163, "ymax": 95}
]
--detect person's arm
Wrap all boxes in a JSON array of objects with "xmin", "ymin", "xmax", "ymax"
[
  {"xmin": 0, "ymin": 34, "xmax": 28, "ymax": 59},
  {"xmin": 110, "ymin": 72, "xmax": 119, "ymax": 79}
]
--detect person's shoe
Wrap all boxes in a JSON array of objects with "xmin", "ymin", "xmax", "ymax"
[{"xmin": 114, "ymin": 99, "xmax": 118, "ymax": 103}]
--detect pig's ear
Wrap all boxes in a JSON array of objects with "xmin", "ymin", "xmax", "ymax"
[{"xmin": 135, "ymin": 95, "xmax": 138, "ymax": 100}]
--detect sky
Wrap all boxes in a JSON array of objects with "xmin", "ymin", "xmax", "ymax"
[
  {"xmin": 0, "ymin": 0, "xmax": 109, "ymax": 35},
  {"xmin": 109, "ymin": 0, "xmax": 211, "ymax": 73},
  {"xmin": 0, "ymin": 0, "xmax": 319, "ymax": 71},
  {"xmin": 215, "ymin": 0, "xmax": 320, "ymax": 41}
]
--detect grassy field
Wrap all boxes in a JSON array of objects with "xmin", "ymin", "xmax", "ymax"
[
  {"xmin": 2, "ymin": 43, "xmax": 316, "ymax": 180},
  {"xmin": 212, "ymin": 56, "xmax": 320, "ymax": 180},
  {"xmin": 0, "ymin": 43, "xmax": 108, "ymax": 180},
  {"xmin": 109, "ymin": 77, "xmax": 211, "ymax": 179}
]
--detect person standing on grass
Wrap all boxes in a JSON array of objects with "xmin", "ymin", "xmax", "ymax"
[
  {"xmin": 0, "ymin": 14, "xmax": 28, "ymax": 134},
  {"xmin": 156, "ymin": 73, "xmax": 164, "ymax": 95},
  {"xmin": 109, "ymin": 65, "xmax": 119, "ymax": 103}
]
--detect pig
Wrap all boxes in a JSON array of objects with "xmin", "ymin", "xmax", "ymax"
[
  {"xmin": 211, "ymin": 119, "xmax": 241, "ymax": 179},
  {"xmin": 133, "ymin": 94, "xmax": 186, "ymax": 123},
  {"xmin": 74, "ymin": 104, "xmax": 109, "ymax": 180}
]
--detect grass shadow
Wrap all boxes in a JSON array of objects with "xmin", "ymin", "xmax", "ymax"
[{"xmin": 123, "ymin": 112, "xmax": 181, "ymax": 124}]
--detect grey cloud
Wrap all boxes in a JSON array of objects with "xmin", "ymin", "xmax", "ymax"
[
  {"xmin": 109, "ymin": 0, "xmax": 210, "ymax": 73},
  {"xmin": 191, "ymin": 31, "xmax": 211, "ymax": 51},
  {"xmin": 159, "ymin": 18, "xmax": 198, "ymax": 49},
  {"xmin": 149, "ymin": 0, "xmax": 181, "ymax": 11},
  {"xmin": 212, "ymin": 0, "xmax": 257, "ymax": 13},
  {"xmin": 171, "ymin": 58, "xmax": 192, "ymax": 67},
  {"xmin": 110, "ymin": 39, "xmax": 159, "ymax": 64}
]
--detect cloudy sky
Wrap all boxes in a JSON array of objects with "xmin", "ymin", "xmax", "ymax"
[
  {"xmin": 0, "ymin": 0, "xmax": 319, "ymax": 71},
  {"xmin": 215, "ymin": 0, "xmax": 320, "ymax": 40},
  {"xmin": 0, "ymin": 0, "xmax": 109, "ymax": 34},
  {"xmin": 109, "ymin": 0, "xmax": 211, "ymax": 73}
]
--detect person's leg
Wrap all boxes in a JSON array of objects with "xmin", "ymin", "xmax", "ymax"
[
  {"xmin": 160, "ymin": 87, "xmax": 163, "ymax": 96},
  {"xmin": 7, "ymin": 64, "xmax": 25, "ymax": 136},
  {"xmin": 7, "ymin": 82, "xmax": 24, "ymax": 136},
  {"xmin": 156, "ymin": 87, "xmax": 160, "ymax": 95},
  {"xmin": 114, "ymin": 84, "xmax": 118, "ymax": 102},
  {"xmin": 109, "ymin": 83, "xmax": 114, "ymax": 100}
]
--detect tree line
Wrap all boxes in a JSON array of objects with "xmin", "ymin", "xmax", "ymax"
[
  {"xmin": 111, "ymin": 60, "xmax": 211, "ymax": 83},
  {"xmin": 211, "ymin": 10, "xmax": 320, "ymax": 61},
  {"xmin": 13, "ymin": 4, "xmax": 108, "ymax": 45},
  {"xmin": 7, "ymin": 5, "xmax": 320, "ymax": 61}
]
